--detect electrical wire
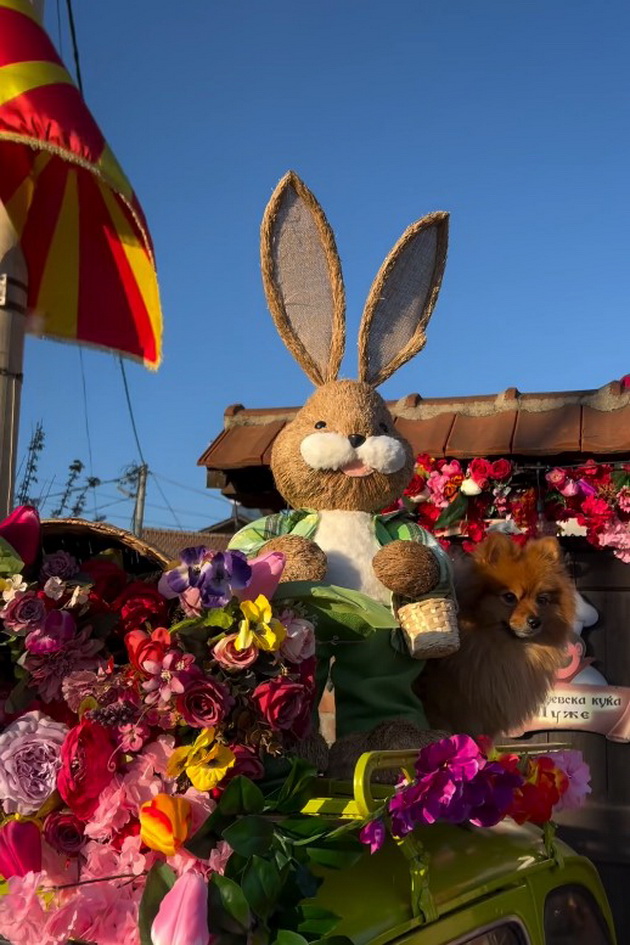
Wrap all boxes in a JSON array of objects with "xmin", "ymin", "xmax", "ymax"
[
  {"xmin": 118, "ymin": 358, "xmax": 147, "ymax": 467},
  {"xmin": 151, "ymin": 471, "xmax": 233, "ymax": 505},
  {"xmin": 148, "ymin": 472, "xmax": 182, "ymax": 529}
]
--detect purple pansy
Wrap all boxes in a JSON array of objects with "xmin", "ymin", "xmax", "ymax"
[{"xmin": 159, "ymin": 547, "xmax": 252, "ymax": 608}]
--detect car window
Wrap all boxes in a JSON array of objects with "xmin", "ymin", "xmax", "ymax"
[
  {"xmin": 544, "ymin": 885, "xmax": 612, "ymax": 944},
  {"xmin": 453, "ymin": 923, "xmax": 526, "ymax": 944}
]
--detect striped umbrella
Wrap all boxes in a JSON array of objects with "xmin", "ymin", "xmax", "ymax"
[{"xmin": 0, "ymin": 0, "xmax": 162, "ymax": 369}]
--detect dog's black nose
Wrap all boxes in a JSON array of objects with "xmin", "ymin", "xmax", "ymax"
[
  {"xmin": 348, "ymin": 434, "xmax": 366, "ymax": 448},
  {"xmin": 527, "ymin": 616, "xmax": 542, "ymax": 630}
]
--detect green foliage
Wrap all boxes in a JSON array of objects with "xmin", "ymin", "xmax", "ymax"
[
  {"xmin": 0, "ymin": 537, "xmax": 23, "ymax": 577},
  {"xmin": 138, "ymin": 862, "xmax": 176, "ymax": 945},
  {"xmin": 435, "ymin": 491, "xmax": 469, "ymax": 528}
]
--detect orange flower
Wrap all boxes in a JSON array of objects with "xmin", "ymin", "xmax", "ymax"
[{"xmin": 139, "ymin": 793, "xmax": 191, "ymax": 856}]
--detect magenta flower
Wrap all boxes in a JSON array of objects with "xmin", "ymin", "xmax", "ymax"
[
  {"xmin": 25, "ymin": 609, "xmax": 75, "ymax": 654},
  {"xmin": 176, "ymin": 677, "xmax": 235, "ymax": 728},
  {"xmin": 151, "ymin": 871, "xmax": 211, "ymax": 945},
  {"xmin": 235, "ymin": 551, "xmax": 285, "ymax": 603},
  {"xmin": 24, "ymin": 627, "xmax": 103, "ymax": 702},
  {"xmin": 0, "ymin": 505, "xmax": 41, "ymax": 567},
  {"xmin": 415, "ymin": 734, "xmax": 484, "ymax": 782},
  {"xmin": 359, "ymin": 819, "xmax": 385, "ymax": 854},
  {"xmin": 141, "ymin": 649, "xmax": 199, "ymax": 705},
  {"xmin": 546, "ymin": 467, "xmax": 568, "ymax": 489},
  {"xmin": 0, "ymin": 820, "xmax": 41, "ymax": 879}
]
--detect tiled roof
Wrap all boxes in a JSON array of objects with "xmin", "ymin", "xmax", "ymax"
[
  {"xmin": 197, "ymin": 379, "xmax": 630, "ymax": 508},
  {"xmin": 142, "ymin": 528, "xmax": 231, "ymax": 560}
]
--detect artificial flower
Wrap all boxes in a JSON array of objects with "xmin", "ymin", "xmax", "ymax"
[
  {"xmin": 359, "ymin": 819, "xmax": 385, "ymax": 854},
  {"xmin": 0, "ymin": 710, "xmax": 68, "ymax": 814},
  {"xmin": 1, "ymin": 590, "xmax": 47, "ymax": 635},
  {"xmin": 112, "ymin": 581, "xmax": 169, "ymax": 636},
  {"xmin": 0, "ymin": 573, "xmax": 27, "ymax": 603},
  {"xmin": 176, "ymin": 677, "xmax": 235, "ymax": 728},
  {"xmin": 279, "ymin": 611, "xmax": 316, "ymax": 663},
  {"xmin": 25, "ymin": 608, "xmax": 76, "ymax": 654},
  {"xmin": 125, "ymin": 625, "xmax": 170, "ymax": 673},
  {"xmin": 212, "ymin": 633, "xmax": 258, "ymax": 671},
  {"xmin": 139, "ymin": 793, "xmax": 192, "ymax": 856},
  {"xmin": 252, "ymin": 676, "xmax": 313, "ymax": 738},
  {"xmin": 235, "ymin": 594, "xmax": 286, "ymax": 652},
  {"xmin": 43, "ymin": 810, "xmax": 86, "ymax": 856},
  {"xmin": 79, "ymin": 556, "xmax": 128, "ymax": 600},
  {"xmin": 160, "ymin": 547, "xmax": 251, "ymax": 609},
  {"xmin": 151, "ymin": 871, "xmax": 211, "ymax": 945},
  {"xmin": 141, "ymin": 649, "xmax": 199, "ymax": 705},
  {"xmin": 0, "ymin": 505, "xmax": 41, "ymax": 568},
  {"xmin": 552, "ymin": 749, "xmax": 592, "ymax": 811},
  {"xmin": 41, "ymin": 550, "xmax": 79, "ymax": 580},
  {"xmin": 235, "ymin": 550, "xmax": 285, "ymax": 602},
  {"xmin": 166, "ymin": 728, "xmax": 235, "ymax": 791},
  {"xmin": 0, "ymin": 820, "xmax": 42, "ymax": 879},
  {"xmin": 23, "ymin": 626, "xmax": 103, "ymax": 702},
  {"xmin": 57, "ymin": 719, "xmax": 117, "ymax": 821},
  {"xmin": 460, "ymin": 477, "xmax": 482, "ymax": 496}
]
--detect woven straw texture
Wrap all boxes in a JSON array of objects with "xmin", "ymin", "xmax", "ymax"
[
  {"xmin": 41, "ymin": 518, "xmax": 168, "ymax": 574},
  {"xmin": 398, "ymin": 596, "xmax": 460, "ymax": 659},
  {"xmin": 260, "ymin": 172, "xmax": 345, "ymax": 386},
  {"xmin": 358, "ymin": 211, "xmax": 448, "ymax": 387}
]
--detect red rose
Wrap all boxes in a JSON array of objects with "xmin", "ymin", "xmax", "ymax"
[
  {"xmin": 252, "ymin": 677, "xmax": 313, "ymax": 739},
  {"xmin": 80, "ymin": 558, "xmax": 128, "ymax": 601},
  {"xmin": 112, "ymin": 581, "xmax": 169, "ymax": 635},
  {"xmin": 57, "ymin": 720, "xmax": 117, "ymax": 821},
  {"xmin": 490, "ymin": 458, "xmax": 512, "ymax": 481},
  {"xmin": 176, "ymin": 678, "xmax": 235, "ymax": 728},
  {"xmin": 222, "ymin": 744, "xmax": 265, "ymax": 784},
  {"xmin": 468, "ymin": 458, "xmax": 493, "ymax": 488}
]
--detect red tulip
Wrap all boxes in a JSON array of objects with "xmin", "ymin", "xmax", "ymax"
[
  {"xmin": 0, "ymin": 505, "xmax": 41, "ymax": 567},
  {"xmin": 0, "ymin": 820, "xmax": 42, "ymax": 878},
  {"xmin": 151, "ymin": 871, "xmax": 211, "ymax": 945}
]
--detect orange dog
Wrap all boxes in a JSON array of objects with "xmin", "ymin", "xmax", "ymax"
[{"xmin": 418, "ymin": 533, "xmax": 575, "ymax": 739}]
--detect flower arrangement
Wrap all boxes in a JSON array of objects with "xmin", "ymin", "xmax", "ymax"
[
  {"xmin": 0, "ymin": 508, "xmax": 591, "ymax": 945},
  {"xmin": 393, "ymin": 453, "xmax": 630, "ymax": 561}
]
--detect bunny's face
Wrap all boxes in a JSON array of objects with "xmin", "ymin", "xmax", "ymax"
[{"xmin": 271, "ymin": 380, "xmax": 414, "ymax": 512}]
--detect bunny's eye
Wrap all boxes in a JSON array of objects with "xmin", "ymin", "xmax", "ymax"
[
  {"xmin": 314, "ymin": 420, "xmax": 327, "ymax": 429},
  {"xmin": 379, "ymin": 422, "xmax": 388, "ymax": 433}
]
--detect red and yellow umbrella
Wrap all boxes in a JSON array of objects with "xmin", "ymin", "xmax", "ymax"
[{"xmin": 0, "ymin": 0, "xmax": 162, "ymax": 369}]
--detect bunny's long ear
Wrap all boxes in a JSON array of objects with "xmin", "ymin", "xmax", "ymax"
[
  {"xmin": 260, "ymin": 172, "xmax": 346, "ymax": 386},
  {"xmin": 357, "ymin": 211, "xmax": 448, "ymax": 386}
]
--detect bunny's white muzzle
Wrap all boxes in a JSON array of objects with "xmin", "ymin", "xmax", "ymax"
[{"xmin": 300, "ymin": 432, "xmax": 407, "ymax": 477}]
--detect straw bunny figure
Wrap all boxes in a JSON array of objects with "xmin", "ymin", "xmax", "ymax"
[{"xmin": 230, "ymin": 172, "xmax": 456, "ymax": 776}]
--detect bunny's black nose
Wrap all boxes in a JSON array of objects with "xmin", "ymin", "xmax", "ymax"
[{"xmin": 348, "ymin": 434, "xmax": 366, "ymax": 448}]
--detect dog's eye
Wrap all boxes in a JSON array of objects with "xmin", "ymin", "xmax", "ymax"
[
  {"xmin": 379, "ymin": 422, "xmax": 388, "ymax": 433},
  {"xmin": 536, "ymin": 593, "xmax": 551, "ymax": 606},
  {"xmin": 501, "ymin": 591, "xmax": 517, "ymax": 605},
  {"xmin": 314, "ymin": 420, "xmax": 327, "ymax": 429}
]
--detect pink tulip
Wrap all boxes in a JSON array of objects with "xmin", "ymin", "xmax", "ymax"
[
  {"xmin": 0, "ymin": 819, "xmax": 42, "ymax": 878},
  {"xmin": 0, "ymin": 505, "xmax": 41, "ymax": 567},
  {"xmin": 235, "ymin": 551, "xmax": 285, "ymax": 603},
  {"xmin": 151, "ymin": 871, "xmax": 211, "ymax": 945}
]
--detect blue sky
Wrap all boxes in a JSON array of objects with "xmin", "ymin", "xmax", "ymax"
[{"xmin": 17, "ymin": 0, "xmax": 630, "ymax": 530}]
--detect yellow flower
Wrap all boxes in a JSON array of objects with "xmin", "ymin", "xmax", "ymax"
[
  {"xmin": 166, "ymin": 728, "xmax": 236, "ymax": 791},
  {"xmin": 139, "ymin": 793, "xmax": 191, "ymax": 856},
  {"xmin": 235, "ymin": 595, "xmax": 286, "ymax": 652}
]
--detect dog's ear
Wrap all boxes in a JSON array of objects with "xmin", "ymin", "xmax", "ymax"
[
  {"xmin": 528, "ymin": 536, "xmax": 563, "ymax": 565},
  {"xmin": 474, "ymin": 532, "xmax": 518, "ymax": 566}
]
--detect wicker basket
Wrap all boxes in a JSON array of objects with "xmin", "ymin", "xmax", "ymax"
[
  {"xmin": 397, "ymin": 597, "xmax": 460, "ymax": 660},
  {"xmin": 41, "ymin": 518, "xmax": 169, "ymax": 575}
]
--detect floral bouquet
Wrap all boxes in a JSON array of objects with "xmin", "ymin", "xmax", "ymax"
[{"xmin": 0, "ymin": 508, "xmax": 592, "ymax": 945}]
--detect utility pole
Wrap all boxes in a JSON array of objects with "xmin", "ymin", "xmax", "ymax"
[
  {"xmin": 0, "ymin": 203, "xmax": 28, "ymax": 517},
  {"xmin": 131, "ymin": 463, "xmax": 148, "ymax": 537}
]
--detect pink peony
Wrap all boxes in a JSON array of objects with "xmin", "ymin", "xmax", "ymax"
[
  {"xmin": 24, "ymin": 626, "xmax": 103, "ymax": 701},
  {"xmin": 279, "ymin": 611, "xmax": 316, "ymax": 663},
  {"xmin": 552, "ymin": 750, "xmax": 591, "ymax": 811},
  {"xmin": 0, "ymin": 872, "xmax": 52, "ymax": 945}
]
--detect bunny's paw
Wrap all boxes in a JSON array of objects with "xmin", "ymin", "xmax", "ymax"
[
  {"xmin": 372, "ymin": 540, "xmax": 440, "ymax": 597},
  {"xmin": 261, "ymin": 535, "xmax": 327, "ymax": 583}
]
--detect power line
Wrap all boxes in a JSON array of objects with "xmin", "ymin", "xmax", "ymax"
[
  {"xmin": 118, "ymin": 358, "xmax": 147, "ymax": 466},
  {"xmin": 148, "ymin": 472, "xmax": 182, "ymax": 529},
  {"xmin": 151, "ymin": 471, "xmax": 233, "ymax": 505}
]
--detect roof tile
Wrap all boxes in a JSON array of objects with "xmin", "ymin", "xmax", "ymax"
[
  {"xmin": 512, "ymin": 404, "xmax": 582, "ymax": 455},
  {"xmin": 445, "ymin": 411, "xmax": 517, "ymax": 457},
  {"xmin": 394, "ymin": 414, "xmax": 455, "ymax": 457},
  {"xmin": 582, "ymin": 405, "xmax": 630, "ymax": 453}
]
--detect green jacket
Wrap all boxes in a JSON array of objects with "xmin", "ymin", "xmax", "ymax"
[{"xmin": 229, "ymin": 509, "xmax": 453, "ymax": 739}]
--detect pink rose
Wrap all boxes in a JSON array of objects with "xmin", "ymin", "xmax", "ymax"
[
  {"xmin": 57, "ymin": 720, "xmax": 117, "ymax": 821},
  {"xmin": 491, "ymin": 458, "xmax": 512, "ymax": 481},
  {"xmin": 252, "ymin": 677, "xmax": 313, "ymax": 738},
  {"xmin": 176, "ymin": 678, "xmax": 235, "ymax": 728},
  {"xmin": 468, "ymin": 457, "xmax": 493, "ymax": 488},
  {"xmin": 213, "ymin": 633, "xmax": 258, "ymax": 671},
  {"xmin": 279, "ymin": 611, "xmax": 316, "ymax": 663},
  {"xmin": 546, "ymin": 467, "xmax": 568, "ymax": 489}
]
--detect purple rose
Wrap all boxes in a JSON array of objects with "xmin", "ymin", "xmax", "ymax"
[
  {"xmin": 25, "ymin": 609, "xmax": 76, "ymax": 655},
  {"xmin": 43, "ymin": 810, "xmax": 86, "ymax": 855},
  {"xmin": 2, "ymin": 591, "xmax": 46, "ymax": 635},
  {"xmin": 0, "ymin": 710, "xmax": 68, "ymax": 814},
  {"xmin": 40, "ymin": 550, "xmax": 79, "ymax": 581},
  {"xmin": 175, "ymin": 677, "xmax": 235, "ymax": 728},
  {"xmin": 223, "ymin": 744, "xmax": 265, "ymax": 783}
]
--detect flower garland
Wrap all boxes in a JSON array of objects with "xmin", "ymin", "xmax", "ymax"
[
  {"xmin": 0, "ymin": 508, "xmax": 591, "ymax": 945},
  {"xmin": 392, "ymin": 454, "xmax": 630, "ymax": 561}
]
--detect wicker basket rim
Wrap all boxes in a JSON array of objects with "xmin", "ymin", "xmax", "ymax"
[{"xmin": 41, "ymin": 517, "xmax": 169, "ymax": 569}]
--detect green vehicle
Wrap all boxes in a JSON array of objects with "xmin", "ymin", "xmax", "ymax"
[{"xmin": 299, "ymin": 750, "xmax": 617, "ymax": 945}]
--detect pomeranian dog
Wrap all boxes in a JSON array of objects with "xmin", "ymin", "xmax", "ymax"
[{"xmin": 417, "ymin": 532, "xmax": 576, "ymax": 739}]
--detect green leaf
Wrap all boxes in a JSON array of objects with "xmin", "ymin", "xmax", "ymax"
[
  {"xmin": 219, "ymin": 776, "xmax": 265, "ymax": 816},
  {"xmin": 306, "ymin": 834, "xmax": 365, "ymax": 870},
  {"xmin": 209, "ymin": 873, "xmax": 251, "ymax": 933},
  {"xmin": 242, "ymin": 855, "xmax": 283, "ymax": 920},
  {"xmin": 318, "ymin": 936, "xmax": 356, "ymax": 945},
  {"xmin": 185, "ymin": 807, "xmax": 233, "ymax": 859},
  {"xmin": 277, "ymin": 817, "xmax": 330, "ymax": 842},
  {"xmin": 273, "ymin": 582, "xmax": 398, "ymax": 641},
  {"xmin": 297, "ymin": 905, "xmax": 340, "ymax": 937},
  {"xmin": 223, "ymin": 815, "xmax": 275, "ymax": 857},
  {"xmin": 204, "ymin": 607, "xmax": 235, "ymax": 629},
  {"xmin": 435, "ymin": 491, "xmax": 469, "ymax": 529},
  {"xmin": 274, "ymin": 932, "xmax": 309, "ymax": 945},
  {"xmin": 267, "ymin": 757, "xmax": 317, "ymax": 813},
  {"xmin": 138, "ymin": 862, "xmax": 176, "ymax": 945},
  {"xmin": 4, "ymin": 675, "xmax": 36, "ymax": 715},
  {"xmin": 0, "ymin": 537, "xmax": 23, "ymax": 577},
  {"xmin": 612, "ymin": 469, "xmax": 630, "ymax": 489}
]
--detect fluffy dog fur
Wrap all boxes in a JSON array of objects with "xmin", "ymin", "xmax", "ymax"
[{"xmin": 418, "ymin": 533, "xmax": 575, "ymax": 739}]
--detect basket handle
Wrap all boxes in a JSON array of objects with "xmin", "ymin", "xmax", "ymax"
[{"xmin": 353, "ymin": 750, "xmax": 418, "ymax": 817}]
